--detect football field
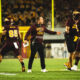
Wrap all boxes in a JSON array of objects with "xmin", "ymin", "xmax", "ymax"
[{"xmin": 0, "ymin": 59, "xmax": 80, "ymax": 80}]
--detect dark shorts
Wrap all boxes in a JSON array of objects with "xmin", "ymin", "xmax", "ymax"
[
  {"xmin": 0, "ymin": 40, "xmax": 21, "ymax": 56},
  {"xmin": 65, "ymin": 33, "xmax": 77, "ymax": 53}
]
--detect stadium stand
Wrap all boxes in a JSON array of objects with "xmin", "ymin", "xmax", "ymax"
[
  {"xmin": 2, "ymin": 0, "xmax": 80, "ymax": 28},
  {"xmin": 2, "ymin": 0, "xmax": 51, "ymax": 26}
]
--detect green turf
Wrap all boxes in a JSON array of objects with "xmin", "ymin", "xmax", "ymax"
[{"xmin": 0, "ymin": 58, "xmax": 80, "ymax": 80}]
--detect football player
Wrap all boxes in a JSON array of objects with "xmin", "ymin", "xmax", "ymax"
[
  {"xmin": 0, "ymin": 17, "xmax": 25, "ymax": 72},
  {"xmin": 71, "ymin": 10, "xmax": 80, "ymax": 71},
  {"xmin": 64, "ymin": 10, "xmax": 79, "ymax": 70}
]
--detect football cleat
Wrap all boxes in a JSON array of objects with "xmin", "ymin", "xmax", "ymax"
[
  {"xmin": 27, "ymin": 69, "xmax": 32, "ymax": 73},
  {"xmin": 41, "ymin": 69, "xmax": 48, "ymax": 72},
  {"xmin": 22, "ymin": 66, "xmax": 25, "ymax": 72},
  {"xmin": 64, "ymin": 62, "xmax": 71, "ymax": 70},
  {"xmin": 71, "ymin": 65, "xmax": 78, "ymax": 71}
]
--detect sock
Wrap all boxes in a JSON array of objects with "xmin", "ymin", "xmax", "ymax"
[
  {"xmin": 21, "ymin": 62, "xmax": 25, "ymax": 67},
  {"xmin": 75, "ymin": 57, "xmax": 79, "ymax": 65}
]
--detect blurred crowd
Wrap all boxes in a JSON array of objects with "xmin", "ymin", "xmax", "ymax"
[
  {"xmin": 2, "ymin": 0, "xmax": 51, "ymax": 26},
  {"xmin": 2, "ymin": 0, "xmax": 80, "ymax": 27},
  {"xmin": 54, "ymin": 0, "xmax": 80, "ymax": 27}
]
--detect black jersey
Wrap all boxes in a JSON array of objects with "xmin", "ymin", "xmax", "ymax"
[{"xmin": 65, "ymin": 18, "xmax": 78, "ymax": 36}]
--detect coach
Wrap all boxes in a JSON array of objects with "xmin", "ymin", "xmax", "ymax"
[{"xmin": 24, "ymin": 16, "xmax": 61, "ymax": 73}]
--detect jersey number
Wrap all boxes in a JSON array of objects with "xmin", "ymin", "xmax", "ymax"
[{"xmin": 9, "ymin": 30, "xmax": 18, "ymax": 38}]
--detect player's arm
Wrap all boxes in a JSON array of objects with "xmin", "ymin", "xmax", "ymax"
[
  {"xmin": 64, "ymin": 26, "xmax": 70, "ymax": 40},
  {"xmin": 65, "ymin": 18, "xmax": 71, "ymax": 34},
  {"xmin": 18, "ymin": 32, "xmax": 21, "ymax": 39},
  {"xmin": 65, "ymin": 26, "xmax": 70, "ymax": 33},
  {"xmin": 16, "ymin": 26, "xmax": 21, "ymax": 40},
  {"xmin": 1, "ymin": 27, "xmax": 6, "ymax": 43},
  {"xmin": 44, "ymin": 27, "xmax": 61, "ymax": 35},
  {"xmin": 24, "ymin": 26, "xmax": 33, "ymax": 45},
  {"xmin": 2, "ymin": 27, "xmax": 6, "ymax": 35}
]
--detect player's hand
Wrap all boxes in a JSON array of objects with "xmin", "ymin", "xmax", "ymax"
[
  {"xmin": 57, "ymin": 32, "xmax": 61, "ymax": 35},
  {"xmin": 24, "ymin": 40, "xmax": 28, "ymax": 44},
  {"xmin": 65, "ymin": 30, "xmax": 69, "ymax": 33},
  {"xmin": 23, "ymin": 40, "xmax": 29, "ymax": 47}
]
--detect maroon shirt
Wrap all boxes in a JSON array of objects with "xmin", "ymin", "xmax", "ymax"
[
  {"xmin": 3, "ymin": 25, "xmax": 19, "ymax": 41},
  {"xmin": 25, "ymin": 24, "xmax": 57, "ymax": 43}
]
